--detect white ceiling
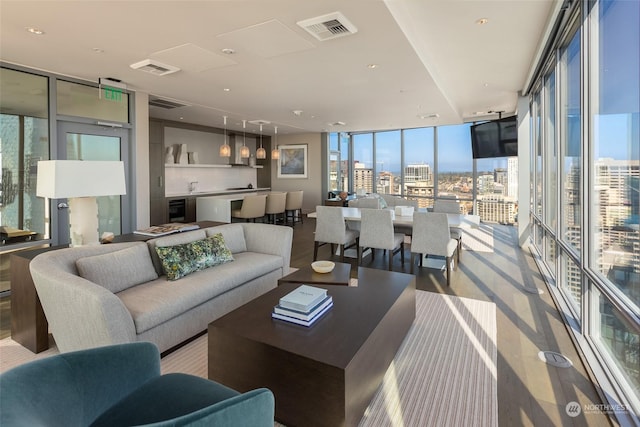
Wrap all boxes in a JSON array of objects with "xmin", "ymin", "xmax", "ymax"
[{"xmin": 0, "ymin": 0, "xmax": 555, "ymax": 135}]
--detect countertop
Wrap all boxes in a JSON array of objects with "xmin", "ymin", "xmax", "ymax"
[{"xmin": 165, "ymin": 187, "xmax": 270, "ymax": 198}]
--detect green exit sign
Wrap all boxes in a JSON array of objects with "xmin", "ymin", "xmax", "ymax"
[{"xmin": 103, "ymin": 86, "xmax": 123, "ymax": 101}]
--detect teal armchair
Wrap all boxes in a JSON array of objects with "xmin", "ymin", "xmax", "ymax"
[{"xmin": 0, "ymin": 342, "xmax": 274, "ymax": 427}]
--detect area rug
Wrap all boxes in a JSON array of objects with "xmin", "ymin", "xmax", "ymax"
[{"xmin": 0, "ymin": 291, "xmax": 497, "ymax": 427}]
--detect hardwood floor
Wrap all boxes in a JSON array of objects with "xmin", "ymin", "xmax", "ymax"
[
  {"xmin": 0, "ymin": 217, "xmax": 613, "ymax": 426},
  {"xmin": 291, "ymin": 217, "xmax": 613, "ymax": 427}
]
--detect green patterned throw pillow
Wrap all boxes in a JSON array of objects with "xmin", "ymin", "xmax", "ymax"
[{"xmin": 155, "ymin": 233, "xmax": 234, "ymax": 281}]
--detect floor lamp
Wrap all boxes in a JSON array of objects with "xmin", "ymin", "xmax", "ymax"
[{"xmin": 36, "ymin": 160, "xmax": 126, "ymax": 246}]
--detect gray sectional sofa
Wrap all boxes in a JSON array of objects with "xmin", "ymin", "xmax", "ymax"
[{"xmin": 30, "ymin": 223, "xmax": 293, "ymax": 353}]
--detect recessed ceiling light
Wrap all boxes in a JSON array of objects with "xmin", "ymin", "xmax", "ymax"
[
  {"xmin": 367, "ymin": 64, "xmax": 378, "ymax": 69},
  {"xmin": 476, "ymin": 18, "xmax": 489, "ymax": 25},
  {"xmin": 25, "ymin": 27, "xmax": 44, "ymax": 35},
  {"xmin": 92, "ymin": 48, "xmax": 104, "ymax": 54},
  {"xmin": 483, "ymin": 82, "xmax": 489, "ymax": 87},
  {"xmin": 221, "ymin": 48, "xmax": 235, "ymax": 54},
  {"xmin": 223, "ymin": 88, "xmax": 231, "ymax": 92}
]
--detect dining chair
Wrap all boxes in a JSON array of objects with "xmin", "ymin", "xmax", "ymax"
[
  {"xmin": 285, "ymin": 190, "xmax": 304, "ymax": 225},
  {"xmin": 313, "ymin": 206, "xmax": 359, "ymax": 263},
  {"xmin": 265, "ymin": 192, "xmax": 287, "ymax": 224},
  {"xmin": 359, "ymin": 208, "xmax": 405, "ymax": 271},
  {"xmin": 410, "ymin": 212, "xmax": 458, "ymax": 286},
  {"xmin": 231, "ymin": 194, "xmax": 267, "ymax": 222},
  {"xmin": 433, "ymin": 199, "xmax": 463, "ymax": 257}
]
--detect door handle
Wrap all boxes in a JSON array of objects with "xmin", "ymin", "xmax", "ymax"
[{"xmin": 57, "ymin": 202, "xmax": 69, "ymax": 210}]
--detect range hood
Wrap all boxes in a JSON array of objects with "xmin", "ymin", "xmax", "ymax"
[{"xmin": 227, "ymin": 135, "xmax": 255, "ymax": 167}]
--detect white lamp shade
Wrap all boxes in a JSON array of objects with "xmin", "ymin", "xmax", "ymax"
[{"xmin": 36, "ymin": 160, "xmax": 126, "ymax": 198}]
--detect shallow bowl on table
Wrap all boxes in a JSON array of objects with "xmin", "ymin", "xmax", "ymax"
[{"xmin": 311, "ymin": 261, "xmax": 335, "ymax": 273}]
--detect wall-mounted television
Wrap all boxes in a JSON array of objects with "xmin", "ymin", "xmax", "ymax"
[{"xmin": 470, "ymin": 115, "xmax": 518, "ymax": 159}]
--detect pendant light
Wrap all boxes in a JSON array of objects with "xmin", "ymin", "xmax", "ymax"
[
  {"xmin": 219, "ymin": 116, "xmax": 231, "ymax": 157},
  {"xmin": 256, "ymin": 123, "xmax": 266, "ymax": 159},
  {"xmin": 240, "ymin": 120, "xmax": 250, "ymax": 158},
  {"xmin": 271, "ymin": 126, "xmax": 280, "ymax": 160}
]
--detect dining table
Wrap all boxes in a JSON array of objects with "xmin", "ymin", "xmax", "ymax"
[{"xmin": 307, "ymin": 207, "xmax": 480, "ymax": 229}]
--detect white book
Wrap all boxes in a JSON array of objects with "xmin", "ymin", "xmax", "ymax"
[
  {"xmin": 271, "ymin": 302, "xmax": 333, "ymax": 327},
  {"xmin": 279, "ymin": 285, "xmax": 327, "ymax": 312},
  {"xmin": 273, "ymin": 296, "xmax": 333, "ymax": 321}
]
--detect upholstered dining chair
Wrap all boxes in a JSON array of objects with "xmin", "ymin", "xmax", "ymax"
[
  {"xmin": 410, "ymin": 212, "xmax": 458, "ymax": 286},
  {"xmin": 0, "ymin": 342, "xmax": 275, "ymax": 427},
  {"xmin": 359, "ymin": 208, "xmax": 405, "ymax": 271},
  {"xmin": 231, "ymin": 194, "xmax": 267, "ymax": 222},
  {"xmin": 313, "ymin": 205, "xmax": 359, "ymax": 263},
  {"xmin": 265, "ymin": 192, "xmax": 287, "ymax": 224},
  {"xmin": 285, "ymin": 190, "xmax": 304, "ymax": 225},
  {"xmin": 433, "ymin": 199, "xmax": 463, "ymax": 257}
]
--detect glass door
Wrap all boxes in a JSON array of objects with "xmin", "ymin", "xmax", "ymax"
[{"xmin": 56, "ymin": 122, "xmax": 131, "ymax": 245}]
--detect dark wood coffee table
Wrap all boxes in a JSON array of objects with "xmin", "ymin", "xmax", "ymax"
[
  {"xmin": 278, "ymin": 262, "xmax": 352, "ymax": 286},
  {"xmin": 208, "ymin": 267, "xmax": 415, "ymax": 427}
]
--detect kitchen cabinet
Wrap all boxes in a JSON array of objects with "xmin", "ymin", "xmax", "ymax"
[{"xmin": 149, "ymin": 119, "xmax": 167, "ymax": 225}]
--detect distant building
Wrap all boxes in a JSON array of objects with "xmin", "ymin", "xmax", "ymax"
[
  {"xmin": 507, "ymin": 158, "xmax": 518, "ymax": 198},
  {"xmin": 353, "ymin": 161, "xmax": 373, "ymax": 194},
  {"xmin": 476, "ymin": 194, "xmax": 517, "ymax": 224}
]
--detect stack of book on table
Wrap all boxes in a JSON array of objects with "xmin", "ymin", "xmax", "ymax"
[{"xmin": 272, "ymin": 284, "xmax": 333, "ymax": 327}]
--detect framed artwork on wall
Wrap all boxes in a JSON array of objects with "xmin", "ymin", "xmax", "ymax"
[{"xmin": 277, "ymin": 144, "xmax": 308, "ymax": 178}]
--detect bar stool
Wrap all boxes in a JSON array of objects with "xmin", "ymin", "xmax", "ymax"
[
  {"xmin": 285, "ymin": 190, "xmax": 304, "ymax": 225},
  {"xmin": 231, "ymin": 194, "xmax": 267, "ymax": 222},
  {"xmin": 265, "ymin": 192, "xmax": 287, "ymax": 224}
]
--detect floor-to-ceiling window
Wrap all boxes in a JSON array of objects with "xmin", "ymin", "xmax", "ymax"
[
  {"xmin": 559, "ymin": 24, "xmax": 583, "ymax": 316},
  {"xmin": 403, "ymin": 127, "xmax": 434, "ymax": 209},
  {"xmin": 330, "ymin": 120, "xmax": 518, "ymax": 224},
  {"xmin": 590, "ymin": 0, "xmax": 639, "ymax": 409},
  {"xmin": 529, "ymin": 0, "xmax": 639, "ymax": 420},
  {"xmin": 0, "ymin": 68, "xmax": 50, "ymax": 248},
  {"xmin": 436, "ymin": 123, "xmax": 474, "ymax": 214},
  {"xmin": 352, "ymin": 133, "xmax": 374, "ymax": 193},
  {"xmin": 374, "ymin": 130, "xmax": 401, "ymax": 195},
  {"xmin": 0, "ymin": 68, "xmax": 50, "ymax": 296}
]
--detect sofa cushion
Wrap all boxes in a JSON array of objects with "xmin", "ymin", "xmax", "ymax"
[
  {"xmin": 147, "ymin": 229, "xmax": 207, "ymax": 275},
  {"xmin": 155, "ymin": 234, "xmax": 234, "ymax": 281},
  {"xmin": 117, "ymin": 252, "xmax": 283, "ymax": 334},
  {"xmin": 76, "ymin": 244, "xmax": 158, "ymax": 293},
  {"xmin": 205, "ymin": 224, "xmax": 247, "ymax": 254}
]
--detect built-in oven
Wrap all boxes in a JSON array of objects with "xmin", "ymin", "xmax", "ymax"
[{"xmin": 168, "ymin": 198, "xmax": 186, "ymax": 222}]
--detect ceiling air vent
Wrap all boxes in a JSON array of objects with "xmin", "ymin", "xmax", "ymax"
[
  {"xmin": 149, "ymin": 97, "xmax": 189, "ymax": 109},
  {"xmin": 297, "ymin": 12, "xmax": 357, "ymax": 41},
  {"xmin": 130, "ymin": 59, "xmax": 180, "ymax": 76}
]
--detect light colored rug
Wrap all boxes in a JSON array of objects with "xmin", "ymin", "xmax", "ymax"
[{"xmin": 0, "ymin": 291, "xmax": 497, "ymax": 427}]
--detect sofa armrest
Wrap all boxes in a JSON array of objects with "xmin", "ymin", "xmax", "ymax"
[
  {"xmin": 30, "ymin": 254, "xmax": 136, "ymax": 352},
  {"xmin": 165, "ymin": 388, "xmax": 275, "ymax": 427},
  {"xmin": 240, "ymin": 223, "xmax": 293, "ymax": 275}
]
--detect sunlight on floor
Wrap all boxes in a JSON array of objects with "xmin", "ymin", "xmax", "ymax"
[{"xmin": 443, "ymin": 295, "xmax": 498, "ymax": 380}]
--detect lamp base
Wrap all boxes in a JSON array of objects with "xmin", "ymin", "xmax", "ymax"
[{"xmin": 68, "ymin": 197, "xmax": 99, "ymax": 246}]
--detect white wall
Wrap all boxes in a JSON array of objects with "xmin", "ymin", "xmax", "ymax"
[{"xmin": 270, "ymin": 133, "xmax": 323, "ymax": 213}]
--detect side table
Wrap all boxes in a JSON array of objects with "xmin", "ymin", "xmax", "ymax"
[{"xmin": 10, "ymin": 246, "xmax": 63, "ymax": 353}]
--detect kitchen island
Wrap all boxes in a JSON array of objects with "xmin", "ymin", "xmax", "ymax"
[{"xmin": 196, "ymin": 190, "xmax": 270, "ymax": 223}]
